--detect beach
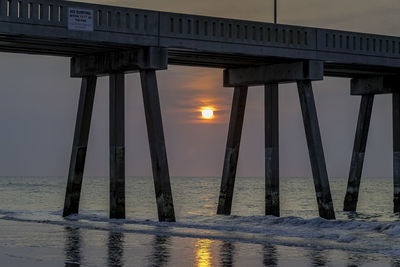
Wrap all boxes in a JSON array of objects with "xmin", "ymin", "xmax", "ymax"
[{"xmin": 1, "ymin": 176, "xmax": 400, "ymax": 266}]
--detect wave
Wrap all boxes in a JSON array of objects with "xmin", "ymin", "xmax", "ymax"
[{"xmin": 1, "ymin": 209, "xmax": 400, "ymax": 257}]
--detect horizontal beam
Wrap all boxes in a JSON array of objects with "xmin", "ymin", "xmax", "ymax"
[
  {"xmin": 223, "ymin": 61, "xmax": 323, "ymax": 87},
  {"xmin": 351, "ymin": 76, "xmax": 400, "ymax": 95},
  {"xmin": 71, "ymin": 47, "xmax": 168, "ymax": 77}
]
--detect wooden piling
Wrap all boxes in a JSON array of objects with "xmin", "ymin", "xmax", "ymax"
[
  {"xmin": 343, "ymin": 95, "xmax": 374, "ymax": 211},
  {"xmin": 393, "ymin": 92, "xmax": 400, "ymax": 212},
  {"xmin": 109, "ymin": 73, "xmax": 126, "ymax": 219},
  {"xmin": 63, "ymin": 76, "xmax": 97, "ymax": 217},
  {"xmin": 297, "ymin": 80, "xmax": 335, "ymax": 220},
  {"xmin": 265, "ymin": 83, "xmax": 280, "ymax": 216},
  {"xmin": 217, "ymin": 86, "xmax": 248, "ymax": 215},
  {"xmin": 140, "ymin": 70, "xmax": 176, "ymax": 222}
]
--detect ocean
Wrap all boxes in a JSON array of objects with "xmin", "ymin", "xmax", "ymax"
[{"xmin": 1, "ymin": 176, "xmax": 400, "ymax": 266}]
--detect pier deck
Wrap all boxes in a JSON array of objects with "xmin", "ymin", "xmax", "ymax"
[{"xmin": 0, "ymin": 0, "xmax": 399, "ymax": 76}]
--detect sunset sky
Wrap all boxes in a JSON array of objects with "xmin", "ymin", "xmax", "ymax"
[{"xmin": 0, "ymin": 0, "xmax": 399, "ymax": 177}]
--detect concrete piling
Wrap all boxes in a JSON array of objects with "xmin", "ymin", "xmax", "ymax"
[
  {"xmin": 393, "ymin": 92, "xmax": 400, "ymax": 212},
  {"xmin": 297, "ymin": 80, "xmax": 335, "ymax": 220},
  {"xmin": 348, "ymin": 76, "xmax": 400, "ymax": 213},
  {"xmin": 140, "ymin": 70, "xmax": 176, "ymax": 222},
  {"xmin": 109, "ymin": 73, "xmax": 126, "ymax": 219},
  {"xmin": 219, "ymin": 61, "xmax": 335, "ymax": 219},
  {"xmin": 217, "ymin": 86, "xmax": 248, "ymax": 215},
  {"xmin": 265, "ymin": 83, "xmax": 280, "ymax": 216},
  {"xmin": 63, "ymin": 76, "xmax": 97, "ymax": 217},
  {"xmin": 343, "ymin": 95, "xmax": 374, "ymax": 212},
  {"xmin": 64, "ymin": 49, "xmax": 172, "ymax": 221}
]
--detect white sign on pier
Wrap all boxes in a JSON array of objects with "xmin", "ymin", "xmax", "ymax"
[{"xmin": 68, "ymin": 8, "xmax": 94, "ymax": 32}]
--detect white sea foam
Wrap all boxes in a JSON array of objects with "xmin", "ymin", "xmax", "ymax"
[
  {"xmin": 1, "ymin": 209, "xmax": 400, "ymax": 257},
  {"xmin": 1, "ymin": 176, "xmax": 400, "ymax": 264}
]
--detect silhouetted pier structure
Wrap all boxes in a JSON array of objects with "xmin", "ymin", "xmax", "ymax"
[
  {"xmin": 1, "ymin": 0, "xmax": 400, "ymax": 221},
  {"xmin": 343, "ymin": 77, "xmax": 400, "ymax": 213}
]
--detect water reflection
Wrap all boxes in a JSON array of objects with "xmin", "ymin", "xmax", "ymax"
[
  {"xmin": 108, "ymin": 231, "xmax": 124, "ymax": 267},
  {"xmin": 148, "ymin": 235, "xmax": 171, "ymax": 267},
  {"xmin": 195, "ymin": 239, "xmax": 214, "ymax": 267},
  {"xmin": 263, "ymin": 245, "xmax": 278, "ymax": 267},
  {"xmin": 344, "ymin": 211, "xmax": 381, "ymax": 221},
  {"xmin": 391, "ymin": 258, "xmax": 400, "ymax": 267},
  {"xmin": 64, "ymin": 227, "xmax": 82, "ymax": 267},
  {"xmin": 219, "ymin": 241, "xmax": 235, "ymax": 267},
  {"xmin": 347, "ymin": 252, "xmax": 369, "ymax": 266},
  {"xmin": 308, "ymin": 249, "xmax": 328, "ymax": 266}
]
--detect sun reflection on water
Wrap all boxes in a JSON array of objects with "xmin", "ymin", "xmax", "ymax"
[{"xmin": 195, "ymin": 239, "xmax": 213, "ymax": 267}]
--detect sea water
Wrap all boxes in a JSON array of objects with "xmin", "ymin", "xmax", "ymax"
[{"xmin": 1, "ymin": 176, "xmax": 400, "ymax": 266}]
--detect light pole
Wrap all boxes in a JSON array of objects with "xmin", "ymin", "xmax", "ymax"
[{"xmin": 274, "ymin": 0, "xmax": 277, "ymax": 24}]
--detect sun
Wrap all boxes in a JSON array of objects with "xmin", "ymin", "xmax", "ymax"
[{"xmin": 201, "ymin": 107, "xmax": 214, "ymax": 119}]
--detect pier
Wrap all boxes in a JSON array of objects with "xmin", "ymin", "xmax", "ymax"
[{"xmin": 1, "ymin": 0, "xmax": 400, "ymax": 221}]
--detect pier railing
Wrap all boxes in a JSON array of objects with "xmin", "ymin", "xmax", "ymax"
[
  {"xmin": 1, "ymin": 0, "xmax": 400, "ymax": 66},
  {"xmin": 0, "ymin": 0, "xmax": 156, "ymax": 35},
  {"xmin": 159, "ymin": 12, "xmax": 314, "ymax": 50},
  {"xmin": 318, "ymin": 29, "xmax": 400, "ymax": 58}
]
